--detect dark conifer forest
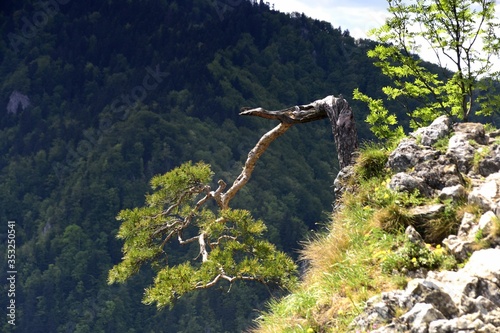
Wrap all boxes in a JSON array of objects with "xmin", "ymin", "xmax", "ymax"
[{"xmin": 0, "ymin": 1, "xmax": 425, "ymax": 332}]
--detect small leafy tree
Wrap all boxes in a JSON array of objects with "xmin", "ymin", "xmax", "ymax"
[
  {"xmin": 108, "ymin": 161, "xmax": 297, "ymax": 308},
  {"xmin": 354, "ymin": 0, "xmax": 500, "ymax": 140}
]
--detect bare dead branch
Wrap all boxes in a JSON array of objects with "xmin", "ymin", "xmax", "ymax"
[
  {"xmin": 194, "ymin": 185, "xmax": 212, "ymax": 208},
  {"xmin": 210, "ymin": 235, "xmax": 237, "ymax": 247},
  {"xmin": 210, "ymin": 179, "xmax": 227, "ymax": 208},
  {"xmin": 240, "ymin": 95, "xmax": 358, "ymax": 169},
  {"xmin": 199, "ymin": 233, "xmax": 208, "ymax": 262},
  {"xmin": 240, "ymin": 104, "xmax": 328, "ymax": 124},
  {"xmin": 178, "ymin": 232, "xmax": 199, "ymax": 245},
  {"xmin": 220, "ymin": 122, "xmax": 293, "ymax": 209},
  {"xmin": 196, "ymin": 274, "xmax": 222, "ymax": 289},
  {"xmin": 159, "ymin": 228, "xmax": 180, "ymax": 249},
  {"xmin": 152, "ymin": 219, "xmax": 179, "ymax": 237},
  {"xmin": 195, "ymin": 273, "xmax": 261, "ymax": 290}
]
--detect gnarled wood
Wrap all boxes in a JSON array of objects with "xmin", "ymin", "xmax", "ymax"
[
  {"xmin": 112, "ymin": 96, "xmax": 359, "ymax": 303},
  {"xmin": 239, "ymin": 105, "xmax": 327, "ymax": 124},
  {"xmin": 240, "ymin": 95, "xmax": 358, "ymax": 169},
  {"xmin": 219, "ymin": 95, "xmax": 358, "ymax": 210},
  {"xmin": 220, "ymin": 122, "xmax": 292, "ymax": 209}
]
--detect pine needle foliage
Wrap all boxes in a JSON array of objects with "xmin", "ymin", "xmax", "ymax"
[{"xmin": 108, "ymin": 161, "xmax": 297, "ymax": 308}]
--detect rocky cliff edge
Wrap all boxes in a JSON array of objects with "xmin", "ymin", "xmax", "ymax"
[{"xmin": 351, "ymin": 116, "xmax": 500, "ymax": 333}]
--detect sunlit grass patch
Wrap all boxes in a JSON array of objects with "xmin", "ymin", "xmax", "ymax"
[
  {"xmin": 252, "ymin": 140, "xmax": 468, "ymax": 333},
  {"xmin": 352, "ymin": 142, "xmax": 390, "ymax": 181}
]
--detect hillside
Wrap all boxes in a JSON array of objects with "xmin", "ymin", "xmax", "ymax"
[
  {"xmin": 254, "ymin": 117, "xmax": 500, "ymax": 332},
  {"xmin": 0, "ymin": 1, "xmax": 399, "ymax": 332},
  {"xmin": 3, "ymin": 1, "xmax": 499, "ymax": 332}
]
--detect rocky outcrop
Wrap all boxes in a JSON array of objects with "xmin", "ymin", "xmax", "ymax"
[
  {"xmin": 387, "ymin": 138, "xmax": 441, "ymax": 174},
  {"xmin": 468, "ymin": 173, "xmax": 500, "ymax": 215},
  {"xmin": 386, "ymin": 116, "xmax": 500, "ymax": 197},
  {"xmin": 350, "ymin": 117, "xmax": 500, "ymax": 333},
  {"xmin": 444, "ymin": 207, "xmax": 500, "ymax": 261},
  {"xmin": 479, "ymin": 145, "xmax": 500, "ymax": 177},
  {"xmin": 386, "ymin": 116, "xmax": 500, "ymax": 247},
  {"xmin": 411, "ymin": 115, "xmax": 451, "ymax": 147},
  {"xmin": 350, "ymin": 249, "xmax": 500, "ymax": 333}
]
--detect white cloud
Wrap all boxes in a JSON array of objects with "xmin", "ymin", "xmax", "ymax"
[
  {"xmin": 271, "ymin": 0, "xmax": 500, "ymax": 72},
  {"xmin": 271, "ymin": 0, "xmax": 388, "ymax": 38}
]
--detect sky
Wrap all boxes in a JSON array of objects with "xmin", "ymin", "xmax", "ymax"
[
  {"xmin": 271, "ymin": 0, "xmax": 389, "ymax": 39},
  {"xmin": 271, "ymin": 0, "xmax": 500, "ymax": 72}
]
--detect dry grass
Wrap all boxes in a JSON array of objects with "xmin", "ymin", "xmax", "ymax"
[
  {"xmin": 251, "ymin": 141, "xmax": 469, "ymax": 333},
  {"xmin": 372, "ymin": 203, "xmax": 413, "ymax": 233},
  {"xmin": 491, "ymin": 216, "xmax": 500, "ymax": 237},
  {"xmin": 251, "ymin": 186, "xmax": 403, "ymax": 332},
  {"xmin": 300, "ymin": 220, "xmax": 351, "ymax": 286},
  {"xmin": 423, "ymin": 202, "xmax": 479, "ymax": 244}
]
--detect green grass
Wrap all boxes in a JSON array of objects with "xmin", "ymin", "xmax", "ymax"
[
  {"xmin": 472, "ymin": 146, "xmax": 491, "ymax": 173},
  {"xmin": 432, "ymin": 134, "xmax": 452, "ymax": 153},
  {"xmin": 352, "ymin": 142, "xmax": 389, "ymax": 181},
  {"xmin": 251, "ymin": 142, "xmax": 463, "ymax": 333}
]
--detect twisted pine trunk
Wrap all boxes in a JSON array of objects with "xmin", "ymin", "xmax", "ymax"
[{"xmin": 240, "ymin": 95, "xmax": 358, "ymax": 169}]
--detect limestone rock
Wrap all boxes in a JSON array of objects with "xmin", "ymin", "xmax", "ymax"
[
  {"xmin": 350, "ymin": 249, "xmax": 500, "ymax": 333},
  {"xmin": 400, "ymin": 303, "xmax": 445, "ymax": 333},
  {"xmin": 333, "ymin": 164, "xmax": 354, "ymax": 209},
  {"xmin": 468, "ymin": 211, "xmax": 497, "ymax": 242},
  {"xmin": 443, "ymin": 210, "xmax": 500, "ymax": 260},
  {"xmin": 348, "ymin": 296, "xmax": 396, "ymax": 332},
  {"xmin": 406, "ymin": 225, "xmax": 425, "ymax": 245},
  {"xmin": 453, "ymin": 122, "xmax": 488, "ymax": 145},
  {"xmin": 446, "ymin": 123, "xmax": 488, "ymax": 174},
  {"xmin": 387, "ymin": 138, "xmax": 440, "ymax": 173},
  {"xmin": 442, "ymin": 235, "xmax": 474, "ymax": 261},
  {"xmin": 405, "ymin": 279, "xmax": 459, "ymax": 318},
  {"xmin": 447, "ymin": 132, "xmax": 476, "ymax": 174},
  {"xmin": 468, "ymin": 172, "xmax": 500, "ymax": 215},
  {"xmin": 412, "ymin": 155, "xmax": 464, "ymax": 190},
  {"xmin": 479, "ymin": 145, "xmax": 500, "ymax": 177},
  {"xmin": 388, "ymin": 151, "xmax": 464, "ymax": 197},
  {"xmin": 457, "ymin": 212, "xmax": 478, "ymax": 238},
  {"xmin": 410, "ymin": 115, "xmax": 451, "ymax": 147},
  {"xmin": 461, "ymin": 248, "xmax": 500, "ymax": 283},
  {"xmin": 439, "ymin": 184, "xmax": 466, "ymax": 201},
  {"xmin": 389, "ymin": 172, "xmax": 432, "ymax": 197},
  {"xmin": 409, "ymin": 204, "xmax": 445, "ymax": 224}
]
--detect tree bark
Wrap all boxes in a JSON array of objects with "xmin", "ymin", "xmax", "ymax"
[
  {"xmin": 240, "ymin": 95, "xmax": 358, "ymax": 169},
  {"xmin": 220, "ymin": 122, "xmax": 292, "ymax": 209}
]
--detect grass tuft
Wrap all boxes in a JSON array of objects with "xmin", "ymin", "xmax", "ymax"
[
  {"xmin": 431, "ymin": 134, "xmax": 452, "ymax": 153},
  {"xmin": 422, "ymin": 203, "xmax": 462, "ymax": 244},
  {"xmin": 373, "ymin": 203, "xmax": 413, "ymax": 233},
  {"xmin": 251, "ymin": 140, "xmax": 467, "ymax": 333},
  {"xmin": 492, "ymin": 216, "xmax": 500, "ymax": 237},
  {"xmin": 353, "ymin": 142, "xmax": 389, "ymax": 180}
]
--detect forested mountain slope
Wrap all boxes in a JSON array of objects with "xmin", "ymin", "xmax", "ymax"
[{"xmin": 1, "ymin": 1, "xmax": 407, "ymax": 332}]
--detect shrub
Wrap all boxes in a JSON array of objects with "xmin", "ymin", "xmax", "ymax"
[{"xmin": 380, "ymin": 240, "xmax": 457, "ymax": 274}]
